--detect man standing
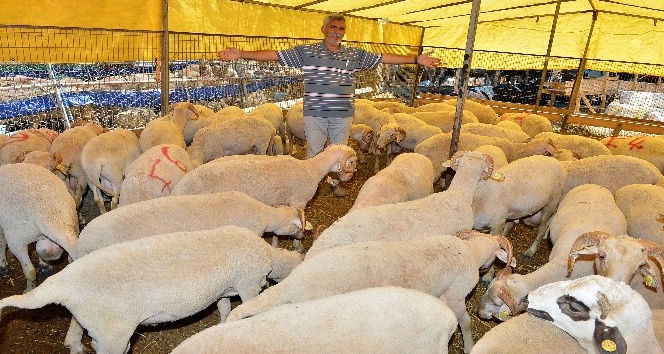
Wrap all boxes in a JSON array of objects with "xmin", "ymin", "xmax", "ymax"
[{"xmin": 218, "ymin": 13, "xmax": 441, "ymax": 195}]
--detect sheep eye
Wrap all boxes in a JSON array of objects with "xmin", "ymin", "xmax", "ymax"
[
  {"xmin": 598, "ymin": 253, "xmax": 606, "ymax": 260},
  {"xmin": 564, "ymin": 302, "xmax": 581, "ymax": 313}
]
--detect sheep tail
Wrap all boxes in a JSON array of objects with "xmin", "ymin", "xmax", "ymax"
[
  {"xmin": 0, "ymin": 292, "xmax": 54, "ymax": 319},
  {"xmin": 86, "ymin": 163, "xmax": 119, "ymax": 197},
  {"xmin": 225, "ymin": 286, "xmax": 285, "ymax": 322}
]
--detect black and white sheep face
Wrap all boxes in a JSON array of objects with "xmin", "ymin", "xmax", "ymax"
[{"xmin": 527, "ymin": 275, "xmax": 648, "ymax": 354}]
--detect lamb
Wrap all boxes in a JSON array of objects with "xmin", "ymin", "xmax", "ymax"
[
  {"xmin": 306, "ymin": 150, "xmax": 503, "ymax": 258},
  {"xmin": 0, "ymin": 163, "xmax": 78, "ymax": 291},
  {"xmin": 349, "ymin": 152, "xmax": 434, "ymax": 212},
  {"xmin": 0, "ymin": 226, "xmax": 303, "ymax": 354},
  {"xmin": 171, "ymin": 287, "xmax": 458, "ymax": 354},
  {"xmin": 352, "ymin": 102, "xmax": 403, "ymax": 171},
  {"xmin": 18, "ymin": 151, "xmax": 66, "ymax": 174},
  {"xmin": 76, "ymin": 191, "xmax": 307, "ymax": 257},
  {"xmin": 561, "ymin": 154, "xmax": 664, "ymax": 195},
  {"xmin": 414, "ymin": 132, "xmax": 557, "ymax": 181},
  {"xmin": 415, "ymin": 102, "xmax": 456, "ymax": 112},
  {"xmin": 495, "ymin": 119, "xmax": 524, "ymax": 132},
  {"xmin": 80, "ymin": 128, "xmax": 141, "ymax": 213},
  {"xmin": 472, "ymin": 155, "xmax": 567, "ymax": 258},
  {"xmin": 461, "ymin": 122, "xmax": 531, "ymax": 143},
  {"xmin": 0, "ymin": 128, "xmax": 58, "ymax": 165},
  {"xmin": 138, "ymin": 102, "xmax": 199, "ymax": 152},
  {"xmin": 527, "ymin": 275, "xmax": 663, "ymax": 354},
  {"xmin": 183, "ymin": 104, "xmax": 238, "ymax": 144},
  {"xmin": 533, "ymin": 132, "xmax": 611, "ymax": 158},
  {"xmin": 601, "ymin": 135, "xmax": 664, "ymax": 173},
  {"xmin": 615, "ymin": 184, "xmax": 664, "ymax": 244},
  {"xmin": 118, "ymin": 144, "xmax": 195, "ymax": 207},
  {"xmin": 411, "ymin": 109, "xmax": 479, "ymax": 132},
  {"xmin": 478, "ymin": 184, "xmax": 628, "ymax": 321},
  {"xmin": 499, "ymin": 112, "xmax": 553, "ymax": 137},
  {"xmin": 186, "ymin": 115, "xmax": 276, "ymax": 166},
  {"xmin": 389, "ymin": 112, "xmax": 443, "ymax": 152},
  {"xmin": 249, "ymin": 102, "xmax": 288, "ymax": 154},
  {"xmin": 228, "ymin": 231, "xmax": 514, "ymax": 353},
  {"xmin": 473, "ymin": 145, "xmax": 508, "ymax": 169},
  {"xmin": 445, "ymin": 98, "xmax": 499, "ymax": 124}
]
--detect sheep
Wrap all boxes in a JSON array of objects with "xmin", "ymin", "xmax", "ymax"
[
  {"xmin": 306, "ymin": 150, "xmax": 503, "ymax": 258},
  {"xmin": 470, "ymin": 313, "xmax": 585, "ymax": 354},
  {"xmin": 118, "ymin": 144, "xmax": 195, "ymax": 207},
  {"xmin": 17, "ymin": 151, "xmax": 66, "ymax": 174},
  {"xmin": 527, "ymin": 275, "xmax": 663, "ymax": 354},
  {"xmin": 0, "ymin": 163, "xmax": 78, "ymax": 291},
  {"xmin": 0, "ymin": 226, "xmax": 303, "ymax": 354},
  {"xmin": 228, "ymin": 231, "xmax": 514, "ymax": 354},
  {"xmin": 478, "ymin": 184, "xmax": 627, "ymax": 321},
  {"xmin": 472, "ymin": 155, "xmax": 567, "ymax": 258},
  {"xmin": 411, "ymin": 109, "xmax": 480, "ymax": 132},
  {"xmin": 601, "ymin": 135, "xmax": 664, "ymax": 173},
  {"xmin": 76, "ymin": 191, "xmax": 308, "ymax": 258},
  {"xmin": 182, "ymin": 105, "xmax": 239, "ymax": 145},
  {"xmin": 561, "ymin": 154, "xmax": 664, "ymax": 195},
  {"xmin": 615, "ymin": 184, "xmax": 664, "ymax": 244},
  {"xmin": 445, "ymin": 98, "xmax": 499, "ymax": 124},
  {"xmin": 461, "ymin": 123, "xmax": 531, "ymax": 143},
  {"xmin": 80, "ymin": 128, "xmax": 141, "ymax": 213},
  {"xmin": 495, "ymin": 119, "xmax": 524, "ymax": 132},
  {"xmin": 533, "ymin": 132, "xmax": 611, "ymax": 158},
  {"xmin": 352, "ymin": 103, "xmax": 403, "ymax": 172},
  {"xmin": 369, "ymin": 100, "xmax": 415, "ymax": 113},
  {"xmin": 171, "ymin": 287, "xmax": 458, "ymax": 354},
  {"xmin": 186, "ymin": 115, "xmax": 276, "ymax": 166},
  {"xmin": 249, "ymin": 102, "xmax": 288, "ymax": 154},
  {"xmin": 349, "ymin": 152, "xmax": 435, "ymax": 212},
  {"xmin": 415, "ymin": 102, "xmax": 456, "ymax": 112},
  {"xmin": 499, "ymin": 112, "xmax": 553, "ymax": 137},
  {"xmin": 138, "ymin": 102, "xmax": 200, "ymax": 153},
  {"xmin": 414, "ymin": 132, "xmax": 557, "ymax": 181},
  {"xmin": 389, "ymin": 112, "xmax": 443, "ymax": 152},
  {"xmin": 0, "ymin": 128, "xmax": 58, "ymax": 165},
  {"xmin": 473, "ymin": 145, "xmax": 508, "ymax": 169}
]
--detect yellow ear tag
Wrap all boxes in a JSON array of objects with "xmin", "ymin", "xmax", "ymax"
[
  {"xmin": 305, "ymin": 221, "xmax": 313, "ymax": 231},
  {"xmin": 644, "ymin": 274, "xmax": 655, "ymax": 287},
  {"xmin": 601, "ymin": 339, "xmax": 617, "ymax": 352},
  {"xmin": 498, "ymin": 310, "xmax": 510, "ymax": 321},
  {"xmin": 491, "ymin": 171, "xmax": 504, "ymax": 181}
]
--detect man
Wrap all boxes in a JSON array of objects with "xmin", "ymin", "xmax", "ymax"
[{"xmin": 218, "ymin": 13, "xmax": 441, "ymax": 195}]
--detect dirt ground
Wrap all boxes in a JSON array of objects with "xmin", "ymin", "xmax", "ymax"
[{"xmin": 0, "ymin": 140, "xmax": 552, "ymax": 354}]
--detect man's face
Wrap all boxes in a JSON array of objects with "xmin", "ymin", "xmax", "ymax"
[{"xmin": 321, "ymin": 19, "xmax": 346, "ymax": 47}]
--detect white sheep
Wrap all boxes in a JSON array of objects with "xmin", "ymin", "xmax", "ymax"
[
  {"xmin": 499, "ymin": 112, "xmax": 553, "ymax": 137},
  {"xmin": 472, "ymin": 155, "xmax": 567, "ymax": 258},
  {"xmin": 350, "ymin": 152, "xmax": 435, "ymax": 212},
  {"xmin": 601, "ymin": 135, "xmax": 664, "ymax": 173},
  {"xmin": 562, "ymin": 154, "xmax": 664, "ymax": 195},
  {"xmin": 228, "ymin": 231, "xmax": 514, "ymax": 353},
  {"xmin": 461, "ymin": 122, "xmax": 531, "ymax": 143},
  {"xmin": 0, "ymin": 163, "xmax": 78, "ymax": 291},
  {"xmin": 533, "ymin": 132, "xmax": 611, "ymax": 158},
  {"xmin": 80, "ymin": 128, "xmax": 141, "ymax": 213},
  {"xmin": 0, "ymin": 226, "xmax": 303, "ymax": 354},
  {"xmin": 307, "ymin": 150, "xmax": 503, "ymax": 258},
  {"xmin": 76, "ymin": 191, "xmax": 307, "ymax": 257},
  {"xmin": 615, "ymin": 184, "xmax": 664, "ymax": 244},
  {"xmin": 369, "ymin": 100, "xmax": 415, "ymax": 113},
  {"xmin": 445, "ymin": 98, "xmax": 499, "ymax": 124},
  {"xmin": 171, "ymin": 287, "xmax": 458, "ymax": 354},
  {"xmin": 182, "ymin": 104, "xmax": 237, "ymax": 145},
  {"xmin": 352, "ymin": 103, "xmax": 403, "ymax": 172},
  {"xmin": 473, "ymin": 145, "xmax": 508, "ymax": 169},
  {"xmin": 390, "ymin": 112, "xmax": 442, "ymax": 152},
  {"xmin": 138, "ymin": 102, "xmax": 200, "ymax": 153},
  {"xmin": 0, "ymin": 128, "xmax": 58, "ymax": 165},
  {"xmin": 527, "ymin": 275, "xmax": 663, "ymax": 354},
  {"xmin": 478, "ymin": 184, "xmax": 627, "ymax": 321},
  {"xmin": 412, "ymin": 110, "xmax": 480, "ymax": 132},
  {"xmin": 118, "ymin": 144, "xmax": 195, "ymax": 207},
  {"xmin": 414, "ymin": 132, "xmax": 557, "ymax": 181},
  {"xmin": 249, "ymin": 102, "xmax": 288, "ymax": 154},
  {"xmin": 17, "ymin": 151, "xmax": 66, "ymax": 174},
  {"xmin": 415, "ymin": 102, "xmax": 456, "ymax": 113},
  {"xmin": 186, "ymin": 115, "xmax": 276, "ymax": 166},
  {"xmin": 495, "ymin": 119, "xmax": 524, "ymax": 132}
]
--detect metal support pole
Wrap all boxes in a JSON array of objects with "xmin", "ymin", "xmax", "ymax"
[
  {"xmin": 47, "ymin": 63, "xmax": 72, "ymax": 130},
  {"xmin": 409, "ymin": 29, "xmax": 426, "ymax": 107},
  {"xmin": 160, "ymin": 0, "xmax": 170, "ymax": 116},
  {"xmin": 535, "ymin": 0, "xmax": 562, "ymax": 113}
]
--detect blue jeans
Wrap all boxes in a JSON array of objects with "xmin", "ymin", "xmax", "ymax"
[{"xmin": 304, "ymin": 116, "xmax": 352, "ymax": 158}]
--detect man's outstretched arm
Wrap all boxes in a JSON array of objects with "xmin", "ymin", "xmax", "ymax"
[
  {"xmin": 381, "ymin": 52, "xmax": 442, "ymax": 69},
  {"xmin": 217, "ymin": 47, "xmax": 278, "ymax": 62}
]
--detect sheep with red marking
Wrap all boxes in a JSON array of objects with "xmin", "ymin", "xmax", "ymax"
[
  {"xmin": 601, "ymin": 135, "xmax": 664, "ymax": 173},
  {"xmin": 139, "ymin": 102, "xmax": 200, "ymax": 153},
  {"xmin": 119, "ymin": 144, "xmax": 194, "ymax": 207},
  {"xmin": 499, "ymin": 112, "xmax": 552, "ymax": 137},
  {"xmin": 0, "ymin": 128, "xmax": 58, "ymax": 165}
]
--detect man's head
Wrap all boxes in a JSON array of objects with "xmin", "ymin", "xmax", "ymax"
[{"xmin": 321, "ymin": 14, "xmax": 346, "ymax": 49}]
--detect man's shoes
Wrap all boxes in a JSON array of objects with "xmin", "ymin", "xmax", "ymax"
[{"xmin": 332, "ymin": 184, "xmax": 348, "ymax": 197}]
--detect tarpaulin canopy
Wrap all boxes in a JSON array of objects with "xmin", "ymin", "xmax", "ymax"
[{"xmin": 1, "ymin": 0, "xmax": 663, "ymax": 74}]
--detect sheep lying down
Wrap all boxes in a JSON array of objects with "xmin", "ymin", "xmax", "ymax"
[
  {"xmin": 172, "ymin": 287, "xmax": 458, "ymax": 354},
  {"xmin": 0, "ymin": 226, "xmax": 303, "ymax": 354}
]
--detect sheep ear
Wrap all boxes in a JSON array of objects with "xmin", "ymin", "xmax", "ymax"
[
  {"xmin": 14, "ymin": 151, "xmax": 28, "ymax": 163},
  {"xmin": 593, "ymin": 319, "xmax": 627, "ymax": 354},
  {"xmin": 495, "ymin": 250, "xmax": 517, "ymax": 268},
  {"xmin": 395, "ymin": 129, "xmax": 406, "ymax": 143}
]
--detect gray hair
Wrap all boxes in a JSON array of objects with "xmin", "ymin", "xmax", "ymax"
[{"xmin": 323, "ymin": 14, "xmax": 346, "ymax": 26}]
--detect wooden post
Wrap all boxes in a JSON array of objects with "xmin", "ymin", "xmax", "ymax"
[
  {"xmin": 535, "ymin": 0, "xmax": 562, "ymax": 113},
  {"xmin": 409, "ymin": 29, "xmax": 426, "ymax": 107},
  {"xmin": 160, "ymin": 0, "xmax": 170, "ymax": 116},
  {"xmin": 600, "ymin": 71, "xmax": 609, "ymax": 112},
  {"xmin": 564, "ymin": 11, "xmax": 597, "ymax": 131},
  {"xmin": 657, "ymin": 76, "xmax": 662, "ymax": 93},
  {"xmin": 632, "ymin": 74, "xmax": 638, "ymax": 91}
]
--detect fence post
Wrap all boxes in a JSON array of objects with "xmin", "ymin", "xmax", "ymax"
[
  {"xmin": 47, "ymin": 63, "xmax": 72, "ymax": 130},
  {"xmin": 535, "ymin": 0, "xmax": 562, "ymax": 113},
  {"xmin": 160, "ymin": 0, "xmax": 170, "ymax": 116}
]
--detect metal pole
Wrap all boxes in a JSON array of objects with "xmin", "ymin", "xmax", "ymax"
[
  {"xmin": 535, "ymin": 0, "xmax": 562, "ymax": 113},
  {"xmin": 409, "ymin": 28, "xmax": 426, "ymax": 107},
  {"xmin": 47, "ymin": 63, "xmax": 72, "ymax": 130},
  {"xmin": 160, "ymin": 0, "xmax": 170, "ymax": 116},
  {"xmin": 450, "ymin": 0, "xmax": 482, "ymax": 159}
]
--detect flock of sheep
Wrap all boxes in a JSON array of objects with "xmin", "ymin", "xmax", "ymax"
[{"xmin": 0, "ymin": 96, "xmax": 663, "ymax": 354}]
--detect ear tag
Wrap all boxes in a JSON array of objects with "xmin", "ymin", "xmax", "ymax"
[
  {"xmin": 490, "ymin": 171, "xmax": 504, "ymax": 181},
  {"xmin": 305, "ymin": 221, "xmax": 313, "ymax": 231},
  {"xmin": 644, "ymin": 274, "xmax": 657, "ymax": 288},
  {"xmin": 601, "ymin": 339, "xmax": 617, "ymax": 352},
  {"xmin": 498, "ymin": 310, "xmax": 511, "ymax": 321}
]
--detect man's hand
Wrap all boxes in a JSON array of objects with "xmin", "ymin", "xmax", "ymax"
[
  {"xmin": 217, "ymin": 47, "xmax": 241, "ymax": 61},
  {"xmin": 417, "ymin": 52, "xmax": 442, "ymax": 69}
]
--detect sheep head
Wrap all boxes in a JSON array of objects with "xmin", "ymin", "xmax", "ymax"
[
  {"xmin": 568, "ymin": 231, "xmax": 610, "ymax": 276},
  {"xmin": 478, "ymin": 268, "xmax": 525, "ymax": 321},
  {"xmin": 375, "ymin": 123, "xmax": 402, "ymax": 150},
  {"xmin": 443, "ymin": 151, "xmax": 504, "ymax": 181}
]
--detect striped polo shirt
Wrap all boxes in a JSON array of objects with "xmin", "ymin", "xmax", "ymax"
[{"xmin": 277, "ymin": 42, "xmax": 382, "ymax": 118}]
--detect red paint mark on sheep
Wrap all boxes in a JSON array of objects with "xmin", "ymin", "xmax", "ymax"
[
  {"xmin": 1, "ymin": 132, "xmax": 30, "ymax": 148},
  {"xmin": 148, "ymin": 159, "xmax": 173, "ymax": 193},
  {"xmin": 34, "ymin": 129, "xmax": 58, "ymax": 143},
  {"xmin": 604, "ymin": 136, "xmax": 625, "ymax": 149},
  {"xmin": 628, "ymin": 137, "xmax": 646, "ymax": 150},
  {"xmin": 161, "ymin": 146, "xmax": 187, "ymax": 172}
]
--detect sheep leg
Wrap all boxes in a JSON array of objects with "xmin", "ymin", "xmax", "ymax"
[
  {"xmin": 523, "ymin": 211, "xmax": 553, "ymax": 259},
  {"xmin": 480, "ymin": 265, "xmax": 496, "ymax": 286},
  {"xmin": 502, "ymin": 221, "xmax": 517, "ymax": 236},
  {"xmin": 90, "ymin": 185, "xmax": 107, "ymax": 214},
  {"xmin": 489, "ymin": 220, "xmax": 507, "ymax": 238},
  {"xmin": 445, "ymin": 295, "xmax": 475, "ymax": 353},
  {"xmin": 88, "ymin": 328, "xmax": 133, "ymax": 354},
  {"xmin": 36, "ymin": 258, "xmax": 54, "ymax": 276},
  {"xmin": 292, "ymin": 239, "xmax": 304, "ymax": 254},
  {"xmin": 271, "ymin": 235, "xmax": 279, "ymax": 248},
  {"xmin": 9, "ymin": 244, "xmax": 37, "ymax": 292},
  {"xmin": 217, "ymin": 297, "xmax": 232, "ymax": 323},
  {"xmin": 110, "ymin": 196, "xmax": 119, "ymax": 211},
  {"xmin": 0, "ymin": 230, "xmax": 8, "ymax": 276},
  {"xmin": 64, "ymin": 318, "xmax": 85, "ymax": 354}
]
